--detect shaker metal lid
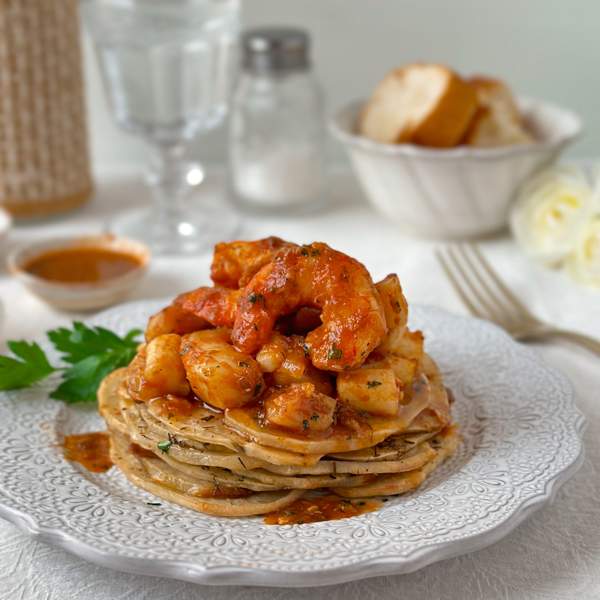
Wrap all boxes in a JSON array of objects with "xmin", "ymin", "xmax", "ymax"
[{"xmin": 242, "ymin": 27, "xmax": 310, "ymax": 71}]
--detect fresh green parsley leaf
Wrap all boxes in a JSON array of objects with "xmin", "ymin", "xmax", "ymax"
[
  {"xmin": 47, "ymin": 322, "xmax": 141, "ymax": 364},
  {"xmin": 367, "ymin": 380, "xmax": 382, "ymax": 388},
  {"xmin": 157, "ymin": 440, "xmax": 172, "ymax": 453},
  {"xmin": 0, "ymin": 322, "xmax": 142, "ymax": 403},
  {"xmin": 50, "ymin": 348, "xmax": 134, "ymax": 403},
  {"xmin": 302, "ymin": 419, "xmax": 309, "ymax": 430},
  {"xmin": 0, "ymin": 341, "xmax": 56, "ymax": 390},
  {"xmin": 247, "ymin": 293, "xmax": 264, "ymax": 304},
  {"xmin": 328, "ymin": 346, "xmax": 343, "ymax": 360}
]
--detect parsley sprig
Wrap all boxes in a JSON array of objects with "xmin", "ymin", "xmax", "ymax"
[{"xmin": 0, "ymin": 322, "xmax": 142, "ymax": 404}]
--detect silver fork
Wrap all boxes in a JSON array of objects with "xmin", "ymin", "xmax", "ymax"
[{"xmin": 435, "ymin": 243, "xmax": 600, "ymax": 357}]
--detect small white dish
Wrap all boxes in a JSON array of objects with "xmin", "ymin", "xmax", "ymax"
[
  {"xmin": 330, "ymin": 97, "xmax": 582, "ymax": 239},
  {"xmin": 0, "ymin": 300, "xmax": 584, "ymax": 587},
  {"xmin": 7, "ymin": 234, "xmax": 150, "ymax": 311}
]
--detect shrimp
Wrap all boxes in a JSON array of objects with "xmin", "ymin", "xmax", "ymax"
[
  {"xmin": 126, "ymin": 334, "xmax": 190, "ymax": 401},
  {"xmin": 255, "ymin": 332, "xmax": 334, "ymax": 395},
  {"xmin": 262, "ymin": 382, "xmax": 337, "ymax": 433},
  {"xmin": 231, "ymin": 243, "xmax": 387, "ymax": 372},
  {"xmin": 144, "ymin": 334, "xmax": 190, "ymax": 397},
  {"xmin": 180, "ymin": 328, "xmax": 264, "ymax": 410},
  {"xmin": 211, "ymin": 237, "xmax": 294, "ymax": 288},
  {"xmin": 145, "ymin": 304, "xmax": 208, "ymax": 342},
  {"xmin": 145, "ymin": 287, "xmax": 239, "ymax": 341}
]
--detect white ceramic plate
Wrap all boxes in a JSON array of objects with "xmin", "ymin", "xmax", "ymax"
[{"xmin": 0, "ymin": 300, "xmax": 584, "ymax": 587}]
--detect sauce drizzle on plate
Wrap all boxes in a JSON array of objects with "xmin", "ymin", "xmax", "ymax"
[
  {"xmin": 62, "ymin": 432, "xmax": 113, "ymax": 473},
  {"xmin": 264, "ymin": 495, "xmax": 381, "ymax": 525}
]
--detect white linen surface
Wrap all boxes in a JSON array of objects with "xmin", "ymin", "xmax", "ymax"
[{"xmin": 0, "ymin": 171, "xmax": 598, "ymax": 600}]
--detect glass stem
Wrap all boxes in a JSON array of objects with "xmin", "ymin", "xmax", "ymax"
[{"xmin": 145, "ymin": 141, "xmax": 189, "ymax": 228}]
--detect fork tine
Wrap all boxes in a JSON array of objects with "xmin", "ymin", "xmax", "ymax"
[
  {"xmin": 445, "ymin": 245, "xmax": 506, "ymax": 322},
  {"xmin": 453, "ymin": 243, "xmax": 522, "ymax": 325},
  {"xmin": 466, "ymin": 244, "xmax": 535, "ymax": 320},
  {"xmin": 435, "ymin": 248, "xmax": 487, "ymax": 319}
]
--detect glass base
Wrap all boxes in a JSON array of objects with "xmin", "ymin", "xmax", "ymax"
[{"xmin": 112, "ymin": 202, "xmax": 240, "ymax": 256}]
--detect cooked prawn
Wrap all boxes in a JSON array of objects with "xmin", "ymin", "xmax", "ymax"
[
  {"xmin": 126, "ymin": 334, "xmax": 191, "ymax": 401},
  {"xmin": 232, "ymin": 243, "xmax": 387, "ymax": 372},
  {"xmin": 211, "ymin": 237, "xmax": 293, "ymax": 288},
  {"xmin": 180, "ymin": 328, "xmax": 264, "ymax": 410},
  {"xmin": 144, "ymin": 333, "xmax": 190, "ymax": 397},
  {"xmin": 262, "ymin": 382, "xmax": 337, "ymax": 433},
  {"xmin": 145, "ymin": 287, "xmax": 239, "ymax": 341},
  {"xmin": 256, "ymin": 332, "xmax": 334, "ymax": 395},
  {"xmin": 145, "ymin": 304, "xmax": 208, "ymax": 342}
]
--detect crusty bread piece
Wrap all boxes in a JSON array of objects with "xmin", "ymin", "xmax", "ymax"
[
  {"xmin": 359, "ymin": 64, "xmax": 478, "ymax": 148},
  {"xmin": 463, "ymin": 77, "xmax": 534, "ymax": 147}
]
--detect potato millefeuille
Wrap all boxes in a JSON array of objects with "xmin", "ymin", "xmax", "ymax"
[{"xmin": 99, "ymin": 238, "xmax": 458, "ymax": 519}]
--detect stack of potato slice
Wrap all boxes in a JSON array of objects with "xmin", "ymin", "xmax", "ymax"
[{"xmin": 100, "ymin": 356, "xmax": 458, "ymax": 517}]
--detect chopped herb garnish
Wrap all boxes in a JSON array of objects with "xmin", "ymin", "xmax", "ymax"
[
  {"xmin": 146, "ymin": 502, "xmax": 162, "ymax": 506},
  {"xmin": 248, "ymin": 293, "xmax": 264, "ymax": 304},
  {"xmin": 302, "ymin": 419, "xmax": 309, "ymax": 430},
  {"xmin": 302, "ymin": 343, "xmax": 310, "ymax": 358},
  {"xmin": 310, "ymin": 414, "xmax": 320, "ymax": 421},
  {"xmin": 157, "ymin": 440, "xmax": 172, "ymax": 453},
  {"xmin": 328, "ymin": 346, "xmax": 343, "ymax": 360},
  {"xmin": 200, "ymin": 415, "xmax": 215, "ymax": 422},
  {"xmin": 311, "ymin": 248, "xmax": 320, "ymax": 257},
  {"xmin": 238, "ymin": 361, "xmax": 250, "ymax": 368},
  {"xmin": 254, "ymin": 383, "xmax": 263, "ymax": 396},
  {"xmin": 300, "ymin": 248, "xmax": 309, "ymax": 257},
  {"xmin": 367, "ymin": 380, "xmax": 382, "ymax": 388}
]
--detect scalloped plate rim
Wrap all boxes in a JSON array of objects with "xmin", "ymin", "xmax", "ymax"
[{"xmin": 0, "ymin": 300, "xmax": 586, "ymax": 587}]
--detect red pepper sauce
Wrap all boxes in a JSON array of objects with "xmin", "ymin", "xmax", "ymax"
[
  {"xmin": 264, "ymin": 495, "xmax": 381, "ymax": 525},
  {"xmin": 62, "ymin": 432, "xmax": 113, "ymax": 473},
  {"xmin": 24, "ymin": 247, "xmax": 141, "ymax": 284}
]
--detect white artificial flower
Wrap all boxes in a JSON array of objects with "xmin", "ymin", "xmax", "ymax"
[
  {"xmin": 567, "ymin": 214, "xmax": 600, "ymax": 288},
  {"xmin": 510, "ymin": 165, "xmax": 595, "ymax": 266}
]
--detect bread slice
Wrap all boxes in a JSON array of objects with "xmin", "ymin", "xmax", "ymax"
[
  {"xmin": 359, "ymin": 64, "xmax": 478, "ymax": 148},
  {"xmin": 463, "ymin": 77, "xmax": 534, "ymax": 147}
]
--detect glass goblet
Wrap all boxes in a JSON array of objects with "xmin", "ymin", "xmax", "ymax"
[{"xmin": 81, "ymin": 0, "xmax": 240, "ymax": 255}]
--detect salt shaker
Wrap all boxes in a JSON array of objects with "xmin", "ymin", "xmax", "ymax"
[{"xmin": 229, "ymin": 27, "xmax": 327, "ymax": 212}]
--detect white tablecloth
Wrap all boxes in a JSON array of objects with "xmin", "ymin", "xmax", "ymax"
[{"xmin": 1, "ymin": 170, "xmax": 599, "ymax": 599}]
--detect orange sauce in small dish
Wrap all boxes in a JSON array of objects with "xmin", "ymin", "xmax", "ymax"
[
  {"xmin": 24, "ymin": 247, "xmax": 141, "ymax": 284},
  {"xmin": 264, "ymin": 495, "xmax": 381, "ymax": 525},
  {"xmin": 62, "ymin": 432, "xmax": 113, "ymax": 473}
]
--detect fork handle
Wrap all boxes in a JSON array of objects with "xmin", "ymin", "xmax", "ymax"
[{"xmin": 524, "ymin": 327, "xmax": 600, "ymax": 357}]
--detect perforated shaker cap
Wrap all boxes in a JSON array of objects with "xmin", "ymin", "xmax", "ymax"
[{"xmin": 242, "ymin": 27, "xmax": 310, "ymax": 72}]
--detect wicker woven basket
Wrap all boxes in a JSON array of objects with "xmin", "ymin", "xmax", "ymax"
[{"xmin": 0, "ymin": 0, "xmax": 93, "ymax": 218}]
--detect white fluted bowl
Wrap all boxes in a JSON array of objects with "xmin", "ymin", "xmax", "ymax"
[{"xmin": 330, "ymin": 98, "xmax": 581, "ymax": 238}]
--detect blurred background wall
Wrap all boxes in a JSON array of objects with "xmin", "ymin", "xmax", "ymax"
[{"xmin": 83, "ymin": 0, "xmax": 598, "ymax": 170}]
